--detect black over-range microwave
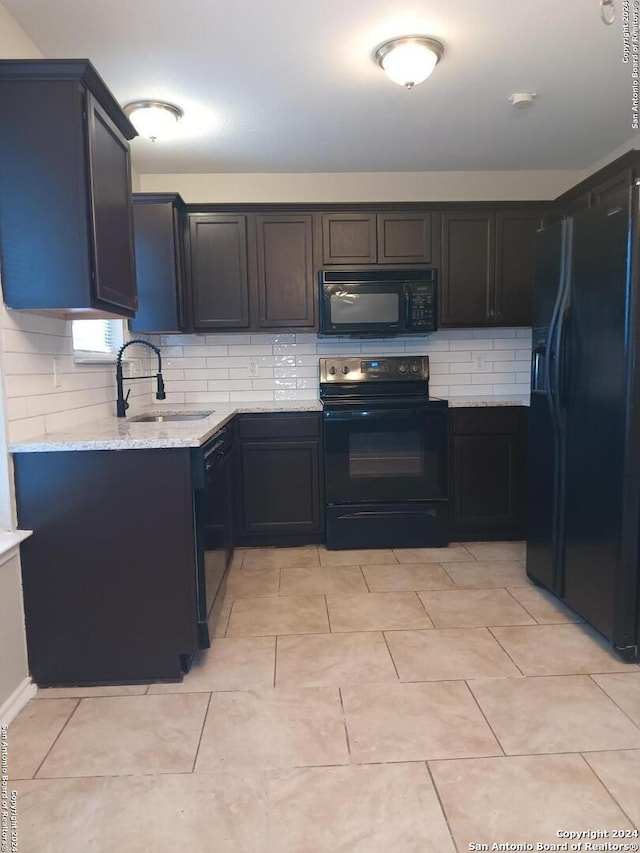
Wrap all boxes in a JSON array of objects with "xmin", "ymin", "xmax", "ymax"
[{"xmin": 319, "ymin": 269, "xmax": 437, "ymax": 337}]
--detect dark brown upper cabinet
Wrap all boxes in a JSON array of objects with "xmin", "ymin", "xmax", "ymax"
[
  {"xmin": 0, "ymin": 59, "xmax": 137, "ymax": 317},
  {"xmin": 129, "ymin": 194, "xmax": 189, "ymax": 334},
  {"xmin": 441, "ymin": 209, "xmax": 543, "ymax": 327},
  {"xmin": 322, "ymin": 212, "xmax": 436, "ymax": 266},
  {"xmin": 189, "ymin": 213, "xmax": 250, "ymax": 330},
  {"xmin": 441, "ymin": 212, "xmax": 495, "ymax": 326},
  {"xmin": 322, "ymin": 213, "xmax": 377, "ymax": 264},
  {"xmin": 495, "ymin": 212, "xmax": 543, "ymax": 326},
  {"xmin": 254, "ymin": 214, "xmax": 315, "ymax": 328}
]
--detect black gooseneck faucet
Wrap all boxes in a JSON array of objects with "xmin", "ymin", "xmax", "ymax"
[{"xmin": 116, "ymin": 339, "xmax": 166, "ymax": 417}]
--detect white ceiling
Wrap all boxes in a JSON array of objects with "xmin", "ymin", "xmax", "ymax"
[{"xmin": 4, "ymin": 0, "xmax": 638, "ymax": 174}]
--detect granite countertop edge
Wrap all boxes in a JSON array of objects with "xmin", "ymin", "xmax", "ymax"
[{"xmin": 9, "ymin": 397, "xmax": 529, "ymax": 453}]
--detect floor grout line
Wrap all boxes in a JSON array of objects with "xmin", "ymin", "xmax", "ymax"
[
  {"xmin": 273, "ymin": 636, "xmax": 278, "ymax": 688},
  {"xmin": 323, "ymin": 594, "xmax": 332, "ymax": 633},
  {"xmin": 381, "ymin": 631, "xmax": 402, "ymax": 680},
  {"xmin": 576, "ymin": 751, "xmax": 638, "ymax": 829},
  {"xmin": 337, "ymin": 687, "xmax": 352, "ymax": 761},
  {"xmin": 425, "ymin": 760, "xmax": 461, "ymax": 853},
  {"xmin": 190, "ymin": 692, "xmax": 213, "ymax": 774},
  {"xmin": 587, "ymin": 674, "xmax": 640, "ymax": 731},
  {"xmin": 503, "ymin": 586, "xmax": 542, "ymax": 624},
  {"xmin": 486, "ymin": 623, "xmax": 527, "ymax": 676},
  {"xmin": 358, "ymin": 565, "xmax": 372, "ymax": 593},
  {"xmin": 31, "ymin": 698, "xmax": 82, "ymax": 780},
  {"xmin": 463, "ymin": 680, "xmax": 506, "ymax": 757}
]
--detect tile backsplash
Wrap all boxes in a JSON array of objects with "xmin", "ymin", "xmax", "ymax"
[
  {"xmin": 1, "ymin": 308, "xmax": 153, "ymax": 444},
  {"xmin": 147, "ymin": 328, "xmax": 532, "ymax": 406}
]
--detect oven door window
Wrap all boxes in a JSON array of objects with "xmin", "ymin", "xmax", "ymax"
[{"xmin": 324, "ymin": 408, "xmax": 447, "ymax": 504}]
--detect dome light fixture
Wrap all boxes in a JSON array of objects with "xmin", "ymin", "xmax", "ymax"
[
  {"xmin": 123, "ymin": 100, "xmax": 184, "ymax": 141},
  {"xmin": 374, "ymin": 36, "xmax": 444, "ymax": 89}
]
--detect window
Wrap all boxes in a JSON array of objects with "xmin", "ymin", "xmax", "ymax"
[{"xmin": 72, "ymin": 319, "xmax": 125, "ymax": 361}]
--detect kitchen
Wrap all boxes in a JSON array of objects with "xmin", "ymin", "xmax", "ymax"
[{"xmin": 0, "ymin": 1, "xmax": 639, "ymax": 850}]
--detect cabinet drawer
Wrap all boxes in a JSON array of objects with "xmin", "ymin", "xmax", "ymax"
[
  {"xmin": 238, "ymin": 413, "xmax": 321, "ymax": 440},
  {"xmin": 451, "ymin": 407, "xmax": 523, "ymax": 436}
]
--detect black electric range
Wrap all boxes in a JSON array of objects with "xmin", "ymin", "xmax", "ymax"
[{"xmin": 320, "ymin": 355, "xmax": 449, "ymax": 550}]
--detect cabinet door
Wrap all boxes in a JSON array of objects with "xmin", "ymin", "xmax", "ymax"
[
  {"xmin": 377, "ymin": 212, "xmax": 437, "ymax": 264},
  {"xmin": 495, "ymin": 212, "xmax": 542, "ymax": 326},
  {"xmin": 130, "ymin": 197, "xmax": 187, "ymax": 333},
  {"xmin": 322, "ymin": 213, "xmax": 377, "ymax": 264},
  {"xmin": 441, "ymin": 212, "xmax": 495, "ymax": 326},
  {"xmin": 86, "ymin": 93, "xmax": 137, "ymax": 313},
  {"xmin": 451, "ymin": 432, "xmax": 524, "ymax": 540},
  {"xmin": 189, "ymin": 214, "xmax": 250, "ymax": 330},
  {"xmin": 255, "ymin": 214, "xmax": 315, "ymax": 328},
  {"xmin": 239, "ymin": 440, "xmax": 322, "ymax": 535}
]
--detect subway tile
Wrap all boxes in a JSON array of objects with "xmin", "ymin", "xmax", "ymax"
[
  {"xmin": 295, "ymin": 355, "xmax": 321, "ymax": 366},
  {"xmin": 274, "ymin": 389, "xmax": 319, "ymax": 401},
  {"xmin": 230, "ymin": 390, "xmax": 275, "ymax": 401},
  {"xmin": 428, "ymin": 329, "xmax": 473, "ymax": 341},
  {"xmin": 230, "ymin": 367, "xmax": 274, "ymax": 379},
  {"xmin": 166, "ymin": 357, "xmax": 207, "ymax": 369},
  {"xmin": 184, "ymin": 392, "xmax": 231, "ymax": 403},
  {"xmin": 184, "ymin": 369, "xmax": 229, "ymax": 381},
  {"xmin": 251, "ymin": 378, "xmax": 296, "ymax": 390},
  {"xmin": 229, "ymin": 346, "xmax": 273, "ymax": 356},
  {"xmin": 446, "ymin": 374, "xmax": 474, "ymax": 385},
  {"xmin": 472, "ymin": 328, "xmax": 517, "ymax": 339},
  {"xmin": 250, "ymin": 334, "xmax": 296, "ymax": 345},
  {"xmin": 428, "ymin": 362, "xmax": 450, "ymax": 375},
  {"xmin": 492, "ymin": 360, "xmax": 520, "ymax": 371},
  {"xmin": 5, "ymin": 397, "xmax": 28, "ymax": 421},
  {"xmin": 295, "ymin": 378, "xmax": 316, "ymax": 389},
  {"xmin": 516, "ymin": 328, "xmax": 533, "ymax": 339},
  {"xmin": 493, "ymin": 339, "xmax": 524, "ymax": 350},
  {"xmin": 429, "ymin": 385, "xmax": 449, "ymax": 397},
  {"xmin": 205, "ymin": 334, "xmax": 252, "ymax": 346},
  {"xmin": 8, "ymin": 416, "xmax": 47, "ymax": 443},
  {"xmin": 474, "ymin": 373, "xmax": 515, "ymax": 384},
  {"xmin": 427, "ymin": 351, "xmax": 472, "ymax": 363},
  {"xmin": 492, "ymin": 384, "xmax": 530, "ymax": 395},
  {"xmin": 293, "ymin": 334, "xmax": 318, "ymax": 345},
  {"xmin": 208, "ymin": 380, "xmax": 253, "ymax": 391},
  {"xmin": 515, "ymin": 349, "xmax": 532, "ymax": 360},
  {"xmin": 169, "ymin": 380, "xmax": 207, "ymax": 392},
  {"xmin": 515, "ymin": 372, "xmax": 531, "ymax": 383},
  {"xmin": 273, "ymin": 344, "xmax": 318, "ymax": 356},
  {"xmin": 274, "ymin": 366, "xmax": 317, "ymax": 379},
  {"xmin": 157, "ymin": 346, "xmax": 183, "ymax": 357},
  {"xmin": 450, "ymin": 362, "xmax": 491, "ymax": 374},
  {"xmin": 450, "ymin": 339, "xmax": 493, "ymax": 351},
  {"xmin": 449, "ymin": 384, "xmax": 494, "ymax": 395}
]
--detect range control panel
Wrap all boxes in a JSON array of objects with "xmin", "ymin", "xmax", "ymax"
[{"xmin": 320, "ymin": 356, "xmax": 429, "ymax": 383}]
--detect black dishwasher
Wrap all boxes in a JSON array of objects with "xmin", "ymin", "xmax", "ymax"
[{"xmin": 193, "ymin": 422, "xmax": 235, "ymax": 649}]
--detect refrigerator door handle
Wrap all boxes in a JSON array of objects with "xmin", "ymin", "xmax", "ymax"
[
  {"xmin": 557, "ymin": 309, "xmax": 571, "ymax": 412},
  {"xmin": 531, "ymin": 347, "xmax": 546, "ymax": 393}
]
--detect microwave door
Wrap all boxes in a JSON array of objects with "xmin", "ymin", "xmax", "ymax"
[{"xmin": 323, "ymin": 283, "xmax": 405, "ymax": 335}]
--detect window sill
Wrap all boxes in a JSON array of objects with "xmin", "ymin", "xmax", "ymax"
[{"xmin": 73, "ymin": 353, "xmax": 135, "ymax": 365}]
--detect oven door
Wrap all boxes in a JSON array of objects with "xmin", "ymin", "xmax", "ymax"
[
  {"xmin": 323, "ymin": 405, "xmax": 448, "ymax": 504},
  {"xmin": 320, "ymin": 282, "xmax": 408, "ymax": 336}
]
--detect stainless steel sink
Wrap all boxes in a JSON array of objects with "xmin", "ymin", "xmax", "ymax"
[{"xmin": 129, "ymin": 411, "xmax": 214, "ymax": 423}]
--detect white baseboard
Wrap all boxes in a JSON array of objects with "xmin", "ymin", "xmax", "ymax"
[{"xmin": 0, "ymin": 677, "xmax": 37, "ymax": 725}]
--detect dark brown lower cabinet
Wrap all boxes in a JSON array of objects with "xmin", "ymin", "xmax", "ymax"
[
  {"xmin": 14, "ymin": 448, "xmax": 200, "ymax": 686},
  {"xmin": 450, "ymin": 407, "xmax": 527, "ymax": 541},
  {"xmin": 236, "ymin": 413, "xmax": 324, "ymax": 544}
]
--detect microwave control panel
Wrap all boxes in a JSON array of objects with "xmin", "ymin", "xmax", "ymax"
[{"xmin": 408, "ymin": 283, "xmax": 437, "ymax": 331}]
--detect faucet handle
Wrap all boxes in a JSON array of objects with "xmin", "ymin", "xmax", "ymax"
[{"xmin": 124, "ymin": 388, "xmax": 131, "ymax": 410}]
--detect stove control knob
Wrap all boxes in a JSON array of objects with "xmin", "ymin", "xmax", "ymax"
[
  {"xmin": 397, "ymin": 362, "xmax": 408, "ymax": 375},
  {"xmin": 329, "ymin": 365, "xmax": 337, "ymax": 375},
  {"xmin": 342, "ymin": 366, "xmax": 350, "ymax": 375},
  {"xmin": 410, "ymin": 362, "xmax": 420, "ymax": 374}
]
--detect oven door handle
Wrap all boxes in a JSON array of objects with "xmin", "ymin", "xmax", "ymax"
[{"xmin": 324, "ymin": 408, "xmax": 433, "ymax": 421}]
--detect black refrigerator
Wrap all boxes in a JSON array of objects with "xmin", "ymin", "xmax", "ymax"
[{"xmin": 527, "ymin": 182, "xmax": 640, "ymax": 661}]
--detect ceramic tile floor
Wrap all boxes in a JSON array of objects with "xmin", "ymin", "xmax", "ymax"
[{"xmin": 8, "ymin": 541, "xmax": 640, "ymax": 852}]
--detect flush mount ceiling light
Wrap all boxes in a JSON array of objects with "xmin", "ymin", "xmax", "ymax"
[
  {"xmin": 374, "ymin": 36, "xmax": 444, "ymax": 89},
  {"xmin": 123, "ymin": 100, "xmax": 184, "ymax": 141}
]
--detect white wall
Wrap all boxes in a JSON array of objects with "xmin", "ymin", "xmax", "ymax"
[
  {"xmin": 139, "ymin": 168, "xmax": 586, "ymax": 204},
  {"xmin": 0, "ymin": 0, "xmax": 42, "ymax": 716}
]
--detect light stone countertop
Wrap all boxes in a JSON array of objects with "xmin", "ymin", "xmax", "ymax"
[
  {"xmin": 9, "ymin": 401, "xmax": 323, "ymax": 453},
  {"xmin": 9, "ymin": 396, "xmax": 528, "ymax": 453}
]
